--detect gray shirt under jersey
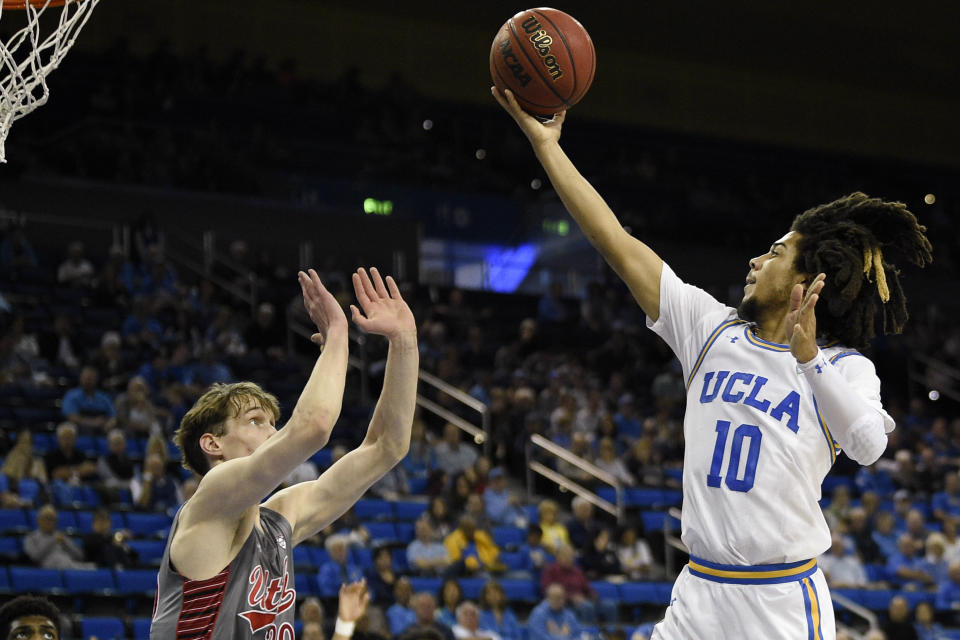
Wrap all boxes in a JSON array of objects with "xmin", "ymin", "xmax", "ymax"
[{"xmin": 151, "ymin": 506, "xmax": 297, "ymax": 640}]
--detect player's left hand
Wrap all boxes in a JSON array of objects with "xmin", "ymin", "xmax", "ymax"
[
  {"xmin": 785, "ymin": 273, "xmax": 826, "ymax": 363},
  {"xmin": 350, "ymin": 267, "xmax": 416, "ymax": 341},
  {"xmin": 338, "ymin": 578, "xmax": 371, "ymax": 623}
]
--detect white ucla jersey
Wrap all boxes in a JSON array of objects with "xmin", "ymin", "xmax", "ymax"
[{"xmin": 647, "ymin": 264, "xmax": 893, "ymax": 565}]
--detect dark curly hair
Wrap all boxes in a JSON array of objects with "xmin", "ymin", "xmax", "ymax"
[
  {"xmin": 0, "ymin": 595, "xmax": 62, "ymax": 638},
  {"xmin": 791, "ymin": 192, "xmax": 933, "ymax": 350}
]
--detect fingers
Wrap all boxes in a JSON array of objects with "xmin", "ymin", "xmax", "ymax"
[
  {"xmin": 385, "ymin": 275, "xmax": 403, "ymax": 300},
  {"xmin": 357, "ymin": 268, "xmax": 379, "ymax": 303},
  {"xmin": 352, "ymin": 272, "xmax": 371, "ymax": 308},
  {"xmin": 789, "ymin": 283, "xmax": 803, "ymax": 313},
  {"xmin": 350, "ymin": 305, "xmax": 370, "ymax": 331},
  {"xmin": 369, "ymin": 267, "xmax": 389, "ymax": 298}
]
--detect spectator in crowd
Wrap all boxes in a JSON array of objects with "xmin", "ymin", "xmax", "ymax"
[
  {"xmin": 616, "ymin": 523, "xmax": 654, "ymax": 580},
  {"xmin": 573, "ymin": 389, "xmax": 606, "ymax": 436},
  {"xmin": 581, "ymin": 528, "xmax": 622, "ymax": 580},
  {"xmin": 245, "ymin": 302, "xmax": 286, "ymax": 360},
  {"xmin": 61, "ymin": 366, "xmax": 116, "ymax": 430},
  {"xmin": 518, "ymin": 524, "xmax": 553, "ymax": 575},
  {"xmin": 936, "ymin": 561, "xmax": 960, "ymax": 613},
  {"xmin": 527, "ymin": 584, "xmax": 581, "ymax": 640},
  {"xmin": 540, "ymin": 543, "xmax": 615, "ymax": 624},
  {"xmin": 38, "ymin": 314, "xmax": 80, "ymax": 371},
  {"xmin": 484, "ymin": 467, "xmax": 526, "ymax": 528},
  {"xmin": 57, "ymin": 240, "xmax": 95, "ymax": 287},
  {"xmin": 402, "ymin": 418, "xmax": 438, "ymax": 486},
  {"xmin": 914, "ymin": 601, "xmax": 944, "ymax": 640},
  {"xmin": 436, "ymin": 578, "xmax": 464, "ymax": 628},
  {"xmin": 1, "ymin": 430, "xmax": 47, "ymax": 494},
  {"xmin": 452, "ymin": 601, "xmax": 501, "ymax": 640},
  {"xmin": 300, "ymin": 596, "xmax": 325, "ymax": 633},
  {"xmin": 91, "ymin": 331, "xmax": 128, "ymax": 393},
  {"xmin": 281, "ymin": 454, "xmax": 320, "ymax": 488},
  {"xmin": 23, "ymin": 504, "xmax": 92, "ymax": 569},
  {"xmin": 424, "ymin": 496, "xmax": 454, "ymax": 540},
  {"xmin": 905, "ymin": 509, "xmax": 931, "ymax": 554},
  {"xmin": 435, "ymin": 422, "xmax": 479, "ymax": 478},
  {"xmin": 537, "ymin": 500, "xmax": 570, "ymax": 554},
  {"xmin": 82, "ymin": 508, "xmax": 137, "ymax": 569},
  {"xmin": 43, "ymin": 421, "xmax": 98, "ymax": 484},
  {"xmin": 881, "ymin": 596, "xmax": 919, "ymax": 640},
  {"xmin": 0, "ymin": 595, "xmax": 62, "ymax": 640},
  {"xmin": 926, "ymin": 533, "xmax": 950, "ymax": 585},
  {"xmin": 856, "ymin": 463, "xmax": 895, "ymax": 498},
  {"xmin": 565, "ymin": 497, "xmax": 596, "ymax": 551},
  {"xmin": 943, "ymin": 519, "xmax": 960, "ymax": 565},
  {"xmin": 387, "ymin": 578, "xmax": 417, "ymax": 637},
  {"xmin": 407, "ymin": 518, "xmax": 450, "ymax": 575},
  {"xmin": 369, "ymin": 460, "xmax": 410, "ymax": 500},
  {"xmin": 873, "ymin": 511, "xmax": 900, "ymax": 560},
  {"xmin": 824, "ymin": 485, "xmax": 853, "ymax": 531},
  {"xmin": 556, "ymin": 433, "xmax": 596, "ymax": 486},
  {"xmin": 613, "ymin": 393, "xmax": 643, "ymax": 442},
  {"xmin": 365, "ymin": 546, "xmax": 398, "ymax": 607},
  {"xmin": 933, "ymin": 473, "xmax": 960, "ymax": 524},
  {"xmin": 122, "ymin": 296, "xmax": 164, "ymax": 349},
  {"xmin": 819, "ymin": 533, "xmax": 868, "ymax": 588},
  {"xmin": 303, "ymin": 621, "xmax": 325, "ymax": 640},
  {"xmin": 131, "ymin": 452, "xmax": 183, "ymax": 514},
  {"xmin": 398, "ymin": 592, "xmax": 455, "ymax": 640},
  {"xmin": 479, "ymin": 580, "xmax": 521, "ymax": 640},
  {"xmin": 318, "ymin": 534, "xmax": 365, "ymax": 598},
  {"xmin": 114, "ymin": 375, "xmax": 164, "ymax": 436},
  {"xmin": 444, "ymin": 515, "xmax": 503, "ymax": 576},
  {"xmin": 848, "ymin": 506, "xmax": 883, "ymax": 565},
  {"xmin": 465, "ymin": 493, "xmax": 491, "ymax": 532},
  {"xmin": 448, "ymin": 472, "xmax": 475, "ymax": 515},
  {"xmin": 887, "ymin": 533, "xmax": 935, "ymax": 590}
]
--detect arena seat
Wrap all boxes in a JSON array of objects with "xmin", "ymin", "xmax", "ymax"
[
  {"xmin": 0, "ymin": 536, "xmax": 21, "ymax": 559},
  {"xmin": 293, "ymin": 545, "xmax": 315, "ymax": 569},
  {"xmin": 393, "ymin": 501, "xmax": 428, "ymax": 521},
  {"xmin": 75, "ymin": 510, "xmax": 125, "ymax": 534},
  {"xmin": 364, "ymin": 522, "xmax": 398, "ymax": 542},
  {"xmin": 492, "ymin": 526, "xmax": 524, "ymax": 548},
  {"xmin": 127, "ymin": 539, "xmax": 166, "ymax": 565},
  {"xmin": 395, "ymin": 522, "xmax": 414, "ymax": 543},
  {"xmin": 295, "ymin": 571, "xmax": 317, "ymax": 596},
  {"xmin": 308, "ymin": 546, "xmax": 331, "ymax": 567},
  {"xmin": 81, "ymin": 617, "xmax": 125, "ymax": 640},
  {"xmin": 459, "ymin": 577, "xmax": 485, "ymax": 599},
  {"xmin": 133, "ymin": 618, "xmax": 152, "ymax": 640},
  {"xmin": 590, "ymin": 581, "xmax": 619, "ymax": 601},
  {"xmin": 17, "ymin": 478, "xmax": 42, "ymax": 503},
  {"xmin": 619, "ymin": 582, "xmax": 671, "ymax": 605},
  {"xmin": 63, "ymin": 568, "xmax": 116, "ymax": 594},
  {"xmin": 409, "ymin": 577, "xmax": 442, "ymax": 595},
  {"xmin": 0, "ymin": 566, "xmax": 9, "ymax": 591},
  {"xmin": 498, "ymin": 551, "xmax": 526, "ymax": 571},
  {"xmin": 500, "ymin": 578, "xmax": 539, "ymax": 602},
  {"xmin": 125, "ymin": 512, "xmax": 172, "ymax": 537},
  {"xmin": 0, "ymin": 508, "xmax": 29, "ymax": 534},
  {"xmin": 115, "ymin": 569, "xmax": 158, "ymax": 595},
  {"xmin": 9, "ymin": 567, "xmax": 63, "ymax": 592},
  {"xmin": 354, "ymin": 499, "xmax": 391, "ymax": 520},
  {"xmin": 641, "ymin": 511, "xmax": 680, "ymax": 533}
]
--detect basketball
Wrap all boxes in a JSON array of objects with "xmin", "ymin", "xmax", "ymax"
[{"xmin": 489, "ymin": 7, "xmax": 596, "ymax": 117}]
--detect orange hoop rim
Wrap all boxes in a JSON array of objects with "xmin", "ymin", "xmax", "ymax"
[{"xmin": 2, "ymin": 0, "xmax": 69, "ymax": 8}]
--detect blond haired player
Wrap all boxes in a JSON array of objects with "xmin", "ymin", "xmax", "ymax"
[{"xmin": 151, "ymin": 267, "xmax": 418, "ymax": 639}]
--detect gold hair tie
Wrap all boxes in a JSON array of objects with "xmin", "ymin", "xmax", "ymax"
[{"xmin": 863, "ymin": 247, "xmax": 890, "ymax": 303}]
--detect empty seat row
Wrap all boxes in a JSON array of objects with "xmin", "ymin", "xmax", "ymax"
[
  {"xmin": 0, "ymin": 508, "xmax": 171, "ymax": 537},
  {"xmin": 0, "ymin": 566, "xmax": 157, "ymax": 595}
]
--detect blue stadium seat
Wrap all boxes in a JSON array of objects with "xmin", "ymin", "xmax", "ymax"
[
  {"xmin": 354, "ymin": 499, "xmax": 392, "ymax": 520},
  {"xmin": 352, "ymin": 547, "xmax": 373, "ymax": 570},
  {"xmin": 75, "ymin": 435, "xmax": 98, "ymax": 456},
  {"xmin": 31, "ymin": 432, "xmax": 55, "ymax": 455},
  {"xmin": 590, "ymin": 581, "xmax": 619, "ymax": 600},
  {"xmin": 128, "ymin": 540, "xmax": 166, "ymax": 565},
  {"xmin": 364, "ymin": 522, "xmax": 398, "ymax": 542},
  {"xmin": 641, "ymin": 511, "xmax": 680, "ymax": 533},
  {"xmin": 63, "ymin": 568, "xmax": 116, "ymax": 594},
  {"xmin": 492, "ymin": 526, "xmax": 524, "ymax": 548},
  {"xmin": 408, "ymin": 477, "xmax": 428, "ymax": 494},
  {"xmin": 294, "ymin": 545, "xmax": 316, "ymax": 568},
  {"xmin": 295, "ymin": 572, "xmax": 317, "ymax": 596},
  {"xmin": 0, "ymin": 566, "xmax": 9, "ymax": 591},
  {"xmin": 409, "ymin": 577, "xmax": 442, "ymax": 596},
  {"xmin": 0, "ymin": 508, "xmax": 28, "ymax": 533},
  {"xmin": 309, "ymin": 449, "xmax": 332, "ymax": 468},
  {"xmin": 75, "ymin": 510, "xmax": 125, "ymax": 534},
  {"xmin": 393, "ymin": 501, "xmax": 428, "ymax": 521},
  {"xmin": 0, "ymin": 536, "xmax": 21, "ymax": 558},
  {"xmin": 392, "ymin": 548, "xmax": 409, "ymax": 573},
  {"xmin": 18, "ymin": 478, "xmax": 41, "ymax": 503},
  {"xmin": 834, "ymin": 588, "xmax": 893, "ymax": 611},
  {"xmin": 115, "ymin": 569, "xmax": 158, "ymax": 595},
  {"xmin": 81, "ymin": 617, "xmax": 125, "ymax": 640},
  {"xmin": 309, "ymin": 547, "xmax": 330, "ymax": 567},
  {"xmin": 500, "ymin": 578, "xmax": 539, "ymax": 602},
  {"xmin": 460, "ymin": 578, "xmax": 485, "ymax": 600},
  {"xmin": 10, "ymin": 567, "xmax": 64, "ymax": 592},
  {"xmin": 619, "ymin": 582, "xmax": 671, "ymax": 605},
  {"xmin": 499, "ymin": 551, "xmax": 526, "ymax": 571},
  {"xmin": 821, "ymin": 475, "xmax": 855, "ymax": 493},
  {"xmin": 0, "ymin": 474, "xmax": 7, "ymax": 493},
  {"xmin": 395, "ymin": 522, "xmax": 414, "ymax": 543},
  {"xmin": 523, "ymin": 505, "xmax": 539, "ymax": 524},
  {"xmin": 133, "ymin": 618, "xmax": 152, "ymax": 640},
  {"xmin": 125, "ymin": 512, "xmax": 172, "ymax": 537},
  {"xmin": 864, "ymin": 564, "xmax": 888, "ymax": 582},
  {"xmin": 626, "ymin": 488, "xmax": 683, "ymax": 508}
]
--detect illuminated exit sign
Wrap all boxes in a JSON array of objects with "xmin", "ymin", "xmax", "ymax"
[{"xmin": 364, "ymin": 198, "xmax": 394, "ymax": 215}]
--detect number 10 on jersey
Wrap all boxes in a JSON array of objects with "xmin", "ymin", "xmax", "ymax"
[{"xmin": 707, "ymin": 420, "xmax": 762, "ymax": 492}]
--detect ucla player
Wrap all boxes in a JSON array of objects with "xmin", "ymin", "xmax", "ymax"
[
  {"xmin": 492, "ymin": 87, "xmax": 932, "ymax": 638},
  {"xmin": 151, "ymin": 267, "xmax": 418, "ymax": 639}
]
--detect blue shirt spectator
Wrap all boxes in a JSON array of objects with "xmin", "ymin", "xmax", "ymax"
[
  {"xmin": 855, "ymin": 465, "xmax": 895, "ymax": 497},
  {"xmin": 936, "ymin": 563, "xmax": 960, "ymax": 612},
  {"xmin": 484, "ymin": 468, "xmax": 527, "ymax": 528},
  {"xmin": 479, "ymin": 581, "xmax": 522, "ymax": 640},
  {"xmin": 932, "ymin": 473, "xmax": 960, "ymax": 522},
  {"xmin": 406, "ymin": 519, "xmax": 450, "ymax": 575},
  {"xmin": 887, "ymin": 534, "xmax": 935, "ymax": 589},
  {"xmin": 387, "ymin": 578, "xmax": 417, "ymax": 636},
  {"xmin": 527, "ymin": 585, "xmax": 581, "ymax": 640},
  {"xmin": 613, "ymin": 394, "xmax": 643, "ymax": 441},
  {"xmin": 317, "ymin": 535, "xmax": 363, "ymax": 597},
  {"xmin": 872, "ymin": 511, "xmax": 899, "ymax": 560},
  {"xmin": 122, "ymin": 297, "xmax": 164, "ymax": 346},
  {"xmin": 62, "ymin": 366, "xmax": 115, "ymax": 430}
]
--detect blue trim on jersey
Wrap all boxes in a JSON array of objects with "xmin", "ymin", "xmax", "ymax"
[
  {"xmin": 743, "ymin": 326, "xmax": 792, "ymax": 352},
  {"xmin": 812, "ymin": 395, "xmax": 838, "ymax": 465},
  {"xmin": 686, "ymin": 319, "xmax": 746, "ymax": 389},
  {"xmin": 687, "ymin": 555, "xmax": 818, "ymax": 585},
  {"xmin": 829, "ymin": 350, "xmax": 863, "ymax": 364},
  {"xmin": 801, "ymin": 579, "xmax": 815, "ymax": 640},
  {"xmin": 803, "ymin": 577, "xmax": 824, "ymax": 640}
]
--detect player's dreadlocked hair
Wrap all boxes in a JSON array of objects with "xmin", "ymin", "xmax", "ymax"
[{"xmin": 791, "ymin": 192, "xmax": 932, "ymax": 351}]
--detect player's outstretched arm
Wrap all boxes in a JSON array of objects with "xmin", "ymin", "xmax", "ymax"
[
  {"xmin": 492, "ymin": 86, "xmax": 664, "ymax": 320},
  {"xmin": 172, "ymin": 270, "xmax": 349, "ymax": 578},
  {"xmin": 266, "ymin": 267, "xmax": 417, "ymax": 544}
]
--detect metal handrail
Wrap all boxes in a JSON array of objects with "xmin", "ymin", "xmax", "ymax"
[
  {"xmin": 909, "ymin": 352, "xmax": 960, "ymax": 403},
  {"xmin": 832, "ymin": 592, "xmax": 878, "ymax": 632},
  {"xmin": 416, "ymin": 369, "xmax": 490, "ymax": 454},
  {"xmin": 664, "ymin": 506, "xmax": 686, "ymax": 577},
  {"xmin": 526, "ymin": 434, "xmax": 623, "ymax": 522}
]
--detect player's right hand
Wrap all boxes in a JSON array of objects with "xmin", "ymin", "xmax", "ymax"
[
  {"xmin": 491, "ymin": 86, "xmax": 566, "ymax": 148},
  {"xmin": 298, "ymin": 268, "xmax": 348, "ymax": 345}
]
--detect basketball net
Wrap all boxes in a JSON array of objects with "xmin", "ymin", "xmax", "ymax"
[{"xmin": 0, "ymin": 0, "xmax": 100, "ymax": 162}]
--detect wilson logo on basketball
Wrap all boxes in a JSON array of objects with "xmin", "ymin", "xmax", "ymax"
[
  {"xmin": 498, "ymin": 38, "xmax": 532, "ymax": 87},
  {"xmin": 521, "ymin": 17, "xmax": 563, "ymax": 81}
]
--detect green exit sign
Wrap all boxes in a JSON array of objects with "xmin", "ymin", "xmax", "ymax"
[
  {"xmin": 543, "ymin": 219, "xmax": 569, "ymax": 236},
  {"xmin": 364, "ymin": 198, "xmax": 393, "ymax": 215}
]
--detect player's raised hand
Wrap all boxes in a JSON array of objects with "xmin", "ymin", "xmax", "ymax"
[
  {"xmin": 337, "ymin": 578, "xmax": 371, "ymax": 623},
  {"xmin": 298, "ymin": 268, "xmax": 348, "ymax": 345},
  {"xmin": 491, "ymin": 86, "xmax": 566, "ymax": 148},
  {"xmin": 785, "ymin": 273, "xmax": 826, "ymax": 363},
  {"xmin": 350, "ymin": 267, "xmax": 416, "ymax": 341}
]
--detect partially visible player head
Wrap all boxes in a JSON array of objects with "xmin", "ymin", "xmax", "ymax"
[
  {"xmin": 0, "ymin": 595, "xmax": 61, "ymax": 640},
  {"xmin": 739, "ymin": 192, "xmax": 932, "ymax": 349},
  {"xmin": 174, "ymin": 382, "xmax": 280, "ymax": 476}
]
